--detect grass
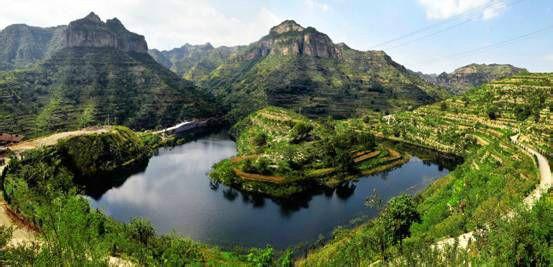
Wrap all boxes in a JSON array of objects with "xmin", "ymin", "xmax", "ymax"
[
  {"xmin": 210, "ymin": 106, "xmax": 406, "ymax": 197},
  {"xmin": 298, "ymin": 73, "xmax": 551, "ymax": 265}
]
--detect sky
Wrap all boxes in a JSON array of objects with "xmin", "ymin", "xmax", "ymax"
[{"xmin": 0, "ymin": 0, "xmax": 551, "ymax": 73}]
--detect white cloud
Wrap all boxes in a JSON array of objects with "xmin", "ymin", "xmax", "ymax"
[
  {"xmin": 418, "ymin": 0, "xmax": 507, "ymax": 20},
  {"xmin": 0, "ymin": 0, "xmax": 281, "ymax": 50},
  {"xmin": 304, "ymin": 0, "xmax": 330, "ymax": 12}
]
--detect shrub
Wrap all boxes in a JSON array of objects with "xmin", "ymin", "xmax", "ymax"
[
  {"xmin": 487, "ymin": 106, "xmax": 498, "ymax": 120},
  {"xmin": 127, "ymin": 218, "xmax": 156, "ymax": 246},
  {"xmin": 247, "ymin": 246, "xmax": 273, "ymax": 266},
  {"xmin": 252, "ymin": 132, "xmax": 267, "ymax": 147},
  {"xmin": 289, "ymin": 122, "xmax": 313, "ymax": 144}
]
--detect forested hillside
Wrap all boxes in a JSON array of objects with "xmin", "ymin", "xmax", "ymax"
[
  {"xmin": 152, "ymin": 20, "xmax": 449, "ymax": 121},
  {"xmin": 0, "ymin": 13, "xmax": 220, "ymax": 137}
]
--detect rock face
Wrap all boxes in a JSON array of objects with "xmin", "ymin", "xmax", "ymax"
[
  {"xmin": 63, "ymin": 12, "xmax": 148, "ymax": 53},
  {"xmin": 419, "ymin": 64, "xmax": 527, "ymax": 95},
  {"xmin": 249, "ymin": 20, "xmax": 339, "ymax": 59},
  {"xmin": 0, "ymin": 12, "xmax": 148, "ymax": 71},
  {"xmin": 0, "ymin": 13, "xmax": 220, "ymax": 136},
  {"xmin": 151, "ymin": 20, "xmax": 449, "ymax": 120}
]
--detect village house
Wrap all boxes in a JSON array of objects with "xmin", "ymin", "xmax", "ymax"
[{"xmin": 0, "ymin": 133, "xmax": 23, "ymax": 146}]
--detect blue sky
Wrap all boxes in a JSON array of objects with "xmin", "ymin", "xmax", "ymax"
[{"xmin": 0, "ymin": 0, "xmax": 551, "ymax": 73}]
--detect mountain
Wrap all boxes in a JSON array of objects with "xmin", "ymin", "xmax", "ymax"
[
  {"xmin": 149, "ymin": 43, "xmax": 238, "ymax": 81},
  {"xmin": 419, "ymin": 63, "xmax": 527, "ymax": 95},
  {"xmin": 152, "ymin": 20, "xmax": 449, "ymax": 120},
  {"xmin": 0, "ymin": 12, "xmax": 220, "ymax": 136},
  {"xmin": 0, "ymin": 24, "xmax": 66, "ymax": 70}
]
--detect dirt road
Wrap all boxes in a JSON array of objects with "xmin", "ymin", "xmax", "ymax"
[
  {"xmin": 435, "ymin": 134, "xmax": 552, "ymax": 250},
  {"xmin": 0, "ymin": 127, "xmax": 111, "ymax": 246}
]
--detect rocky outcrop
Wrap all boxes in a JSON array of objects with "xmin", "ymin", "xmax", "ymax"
[
  {"xmin": 0, "ymin": 12, "xmax": 148, "ymax": 70},
  {"xmin": 247, "ymin": 20, "xmax": 340, "ymax": 59},
  {"xmin": 63, "ymin": 12, "xmax": 148, "ymax": 53}
]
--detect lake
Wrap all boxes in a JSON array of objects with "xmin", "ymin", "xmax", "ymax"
[{"xmin": 89, "ymin": 133, "xmax": 457, "ymax": 249}]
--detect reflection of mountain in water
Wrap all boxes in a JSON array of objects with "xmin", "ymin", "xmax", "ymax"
[
  {"xmin": 88, "ymin": 134, "xmax": 460, "ymax": 248},
  {"xmin": 77, "ymin": 157, "xmax": 149, "ymax": 200}
]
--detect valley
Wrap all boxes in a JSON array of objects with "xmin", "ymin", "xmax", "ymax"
[{"xmin": 0, "ymin": 7, "xmax": 550, "ymax": 266}]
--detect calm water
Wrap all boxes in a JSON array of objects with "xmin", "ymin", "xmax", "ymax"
[{"xmin": 89, "ymin": 133, "xmax": 456, "ymax": 248}]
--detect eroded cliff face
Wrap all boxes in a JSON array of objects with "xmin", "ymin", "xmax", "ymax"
[
  {"xmin": 62, "ymin": 12, "xmax": 148, "ymax": 53},
  {"xmin": 246, "ymin": 20, "xmax": 340, "ymax": 59}
]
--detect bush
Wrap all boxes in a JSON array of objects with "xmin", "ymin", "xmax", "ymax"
[
  {"xmin": 252, "ymin": 132, "xmax": 267, "ymax": 147},
  {"xmin": 440, "ymin": 102, "xmax": 448, "ymax": 111},
  {"xmin": 0, "ymin": 226, "xmax": 13, "ymax": 248},
  {"xmin": 487, "ymin": 106, "xmax": 498, "ymax": 120},
  {"xmin": 247, "ymin": 246, "xmax": 273, "ymax": 266},
  {"xmin": 255, "ymin": 157, "xmax": 272, "ymax": 175},
  {"xmin": 127, "ymin": 218, "xmax": 156, "ymax": 246},
  {"xmin": 381, "ymin": 195, "xmax": 420, "ymax": 245},
  {"xmin": 289, "ymin": 122, "xmax": 313, "ymax": 144}
]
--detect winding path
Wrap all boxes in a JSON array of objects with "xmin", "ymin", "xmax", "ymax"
[
  {"xmin": 0, "ymin": 127, "xmax": 110, "ymax": 246},
  {"xmin": 435, "ymin": 134, "xmax": 552, "ymax": 249}
]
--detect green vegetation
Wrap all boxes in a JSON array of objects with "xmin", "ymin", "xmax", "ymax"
[
  {"xmin": 297, "ymin": 73, "xmax": 552, "ymax": 265},
  {"xmin": 0, "ymin": 47, "xmax": 221, "ymax": 138},
  {"xmin": 210, "ymin": 106, "xmax": 408, "ymax": 197},
  {"xmin": 151, "ymin": 21, "xmax": 449, "ymax": 121},
  {"xmin": 0, "ymin": 127, "xmax": 253, "ymax": 265},
  {"xmin": 423, "ymin": 63, "xmax": 527, "ymax": 95}
]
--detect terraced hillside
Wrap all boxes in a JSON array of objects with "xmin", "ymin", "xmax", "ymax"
[
  {"xmin": 299, "ymin": 73, "xmax": 552, "ymax": 265},
  {"xmin": 153, "ymin": 20, "xmax": 449, "ymax": 121},
  {"xmin": 210, "ymin": 107, "xmax": 407, "ymax": 197},
  {"xmin": 0, "ymin": 13, "xmax": 220, "ymax": 137}
]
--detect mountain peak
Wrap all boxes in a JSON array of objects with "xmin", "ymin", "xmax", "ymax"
[
  {"xmin": 83, "ymin": 12, "xmax": 102, "ymax": 23},
  {"xmin": 270, "ymin": 20, "xmax": 305, "ymax": 34},
  {"xmin": 64, "ymin": 13, "xmax": 148, "ymax": 53}
]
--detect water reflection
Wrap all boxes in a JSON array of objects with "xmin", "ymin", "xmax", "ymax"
[{"xmin": 88, "ymin": 133, "xmax": 459, "ymax": 248}]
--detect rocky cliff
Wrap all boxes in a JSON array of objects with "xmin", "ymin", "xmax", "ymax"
[
  {"xmin": 63, "ymin": 12, "xmax": 147, "ymax": 53},
  {"xmin": 0, "ymin": 13, "xmax": 220, "ymax": 136},
  {"xmin": 247, "ymin": 20, "xmax": 339, "ymax": 59},
  {"xmin": 186, "ymin": 20, "xmax": 449, "ymax": 120},
  {"xmin": 0, "ymin": 12, "xmax": 148, "ymax": 71}
]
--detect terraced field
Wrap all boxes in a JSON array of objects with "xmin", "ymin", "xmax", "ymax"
[
  {"xmin": 299, "ymin": 73, "xmax": 552, "ymax": 265},
  {"xmin": 210, "ymin": 106, "xmax": 406, "ymax": 197}
]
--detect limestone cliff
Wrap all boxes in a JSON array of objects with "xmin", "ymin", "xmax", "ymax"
[{"xmin": 63, "ymin": 12, "xmax": 148, "ymax": 53}]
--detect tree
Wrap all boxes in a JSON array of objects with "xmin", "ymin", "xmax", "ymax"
[
  {"xmin": 127, "ymin": 218, "xmax": 155, "ymax": 246},
  {"xmin": 381, "ymin": 195, "xmax": 420, "ymax": 246}
]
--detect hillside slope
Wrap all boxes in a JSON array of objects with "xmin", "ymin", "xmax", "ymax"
[
  {"xmin": 0, "ymin": 24, "xmax": 66, "ymax": 71},
  {"xmin": 148, "ymin": 43, "xmax": 238, "ymax": 81},
  {"xmin": 0, "ymin": 13, "xmax": 220, "ymax": 136},
  {"xmin": 418, "ymin": 63, "xmax": 527, "ymax": 95},
  {"xmin": 299, "ymin": 73, "xmax": 552, "ymax": 265},
  {"xmin": 153, "ymin": 20, "xmax": 449, "ymax": 120}
]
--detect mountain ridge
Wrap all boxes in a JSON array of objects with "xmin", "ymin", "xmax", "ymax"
[
  {"xmin": 417, "ymin": 63, "xmax": 527, "ymax": 94},
  {"xmin": 0, "ymin": 13, "xmax": 221, "ymax": 136},
  {"xmin": 151, "ymin": 20, "xmax": 449, "ymax": 120}
]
